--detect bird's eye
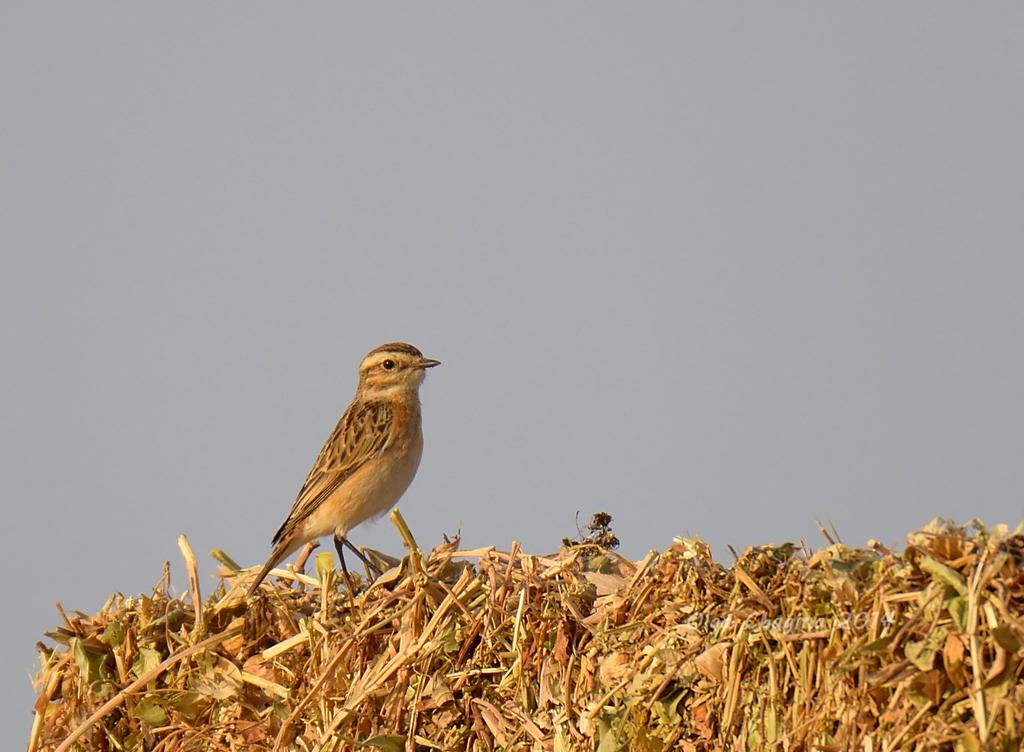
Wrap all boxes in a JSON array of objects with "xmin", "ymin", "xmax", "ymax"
[{"xmin": 382, "ymin": 359, "xmax": 396, "ymax": 370}]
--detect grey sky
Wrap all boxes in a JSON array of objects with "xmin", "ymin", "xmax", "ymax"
[{"xmin": 3, "ymin": 3, "xmax": 1023, "ymax": 740}]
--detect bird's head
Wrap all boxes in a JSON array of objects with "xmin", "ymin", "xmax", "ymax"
[{"xmin": 357, "ymin": 342, "xmax": 440, "ymax": 399}]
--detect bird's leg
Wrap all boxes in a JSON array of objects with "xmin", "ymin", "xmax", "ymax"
[
  {"xmin": 333, "ymin": 534, "xmax": 357, "ymax": 597},
  {"xmin": 340, "ymin": 535, "xmax": 383, "ymax": 578}
]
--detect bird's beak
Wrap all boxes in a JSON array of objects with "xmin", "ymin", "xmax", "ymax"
[{"xmin": 417, "ymin": 358, "xmax": 441, "ymax": 369}]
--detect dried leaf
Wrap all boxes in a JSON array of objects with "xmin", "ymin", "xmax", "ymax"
[
  {"xmin": 919, "ymin": 555, "xmax": 968, "ymax": 595},
  {"xmin": 357, "ymin": 734, "xmax": 406, "ymax": 751},
  {"xmin": 133, "ymin": 697, "xmax": 167, "ymax": 726},
  {"xmin": 695, "ymin": 643, "xmax": 729, "ymax": 684},
  {"xmin": 991, "ymin": 624, "xmax": 1022, "ymax": 653}
]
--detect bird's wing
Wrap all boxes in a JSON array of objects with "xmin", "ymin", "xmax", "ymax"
[{"xmin": 271, "ymin": 400, "xmax": 395, "ymax": 545}]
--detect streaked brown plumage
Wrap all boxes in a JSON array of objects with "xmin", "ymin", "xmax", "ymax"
[{"xmin": 247, "ymin": 342, "xmax": 439, "ymax": 596}]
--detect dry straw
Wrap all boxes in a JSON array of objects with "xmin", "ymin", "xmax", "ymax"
[{"xmin": 29, "ymin": 513, "xmax": 1024, "ymax": 751}]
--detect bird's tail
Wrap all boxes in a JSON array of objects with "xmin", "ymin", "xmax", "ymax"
[{"xmin": 246, "ymin": 539, "xmax": 294, "ymax": 597}]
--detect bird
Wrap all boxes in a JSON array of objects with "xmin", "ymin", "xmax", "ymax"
[{"xmin": 247, "ymin": 342, "xmax": 440, "ymax": 596}]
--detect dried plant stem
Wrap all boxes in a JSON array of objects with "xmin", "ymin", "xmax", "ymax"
[
  {"xmin": 177, "ymin": 534, "xmax": 203, "ymax": 637},
  {"xmin": 968, "ymin": 547, "xmax": 992, "ymax": 743}
]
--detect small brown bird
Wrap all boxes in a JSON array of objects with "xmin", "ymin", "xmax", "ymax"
[{"xmin": 247, "ymin": 342, "xmax": 440, "ymax": 596}]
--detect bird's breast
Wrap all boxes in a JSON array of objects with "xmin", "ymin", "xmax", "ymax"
[{"xmin": 344, "ymin": 422, "xmax": 424, "ymax": 527}]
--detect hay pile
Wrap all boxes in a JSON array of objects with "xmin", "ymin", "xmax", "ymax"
[{"xmin": 29, "ymin": 513, "xmax": 1024, "ymax": 751}]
